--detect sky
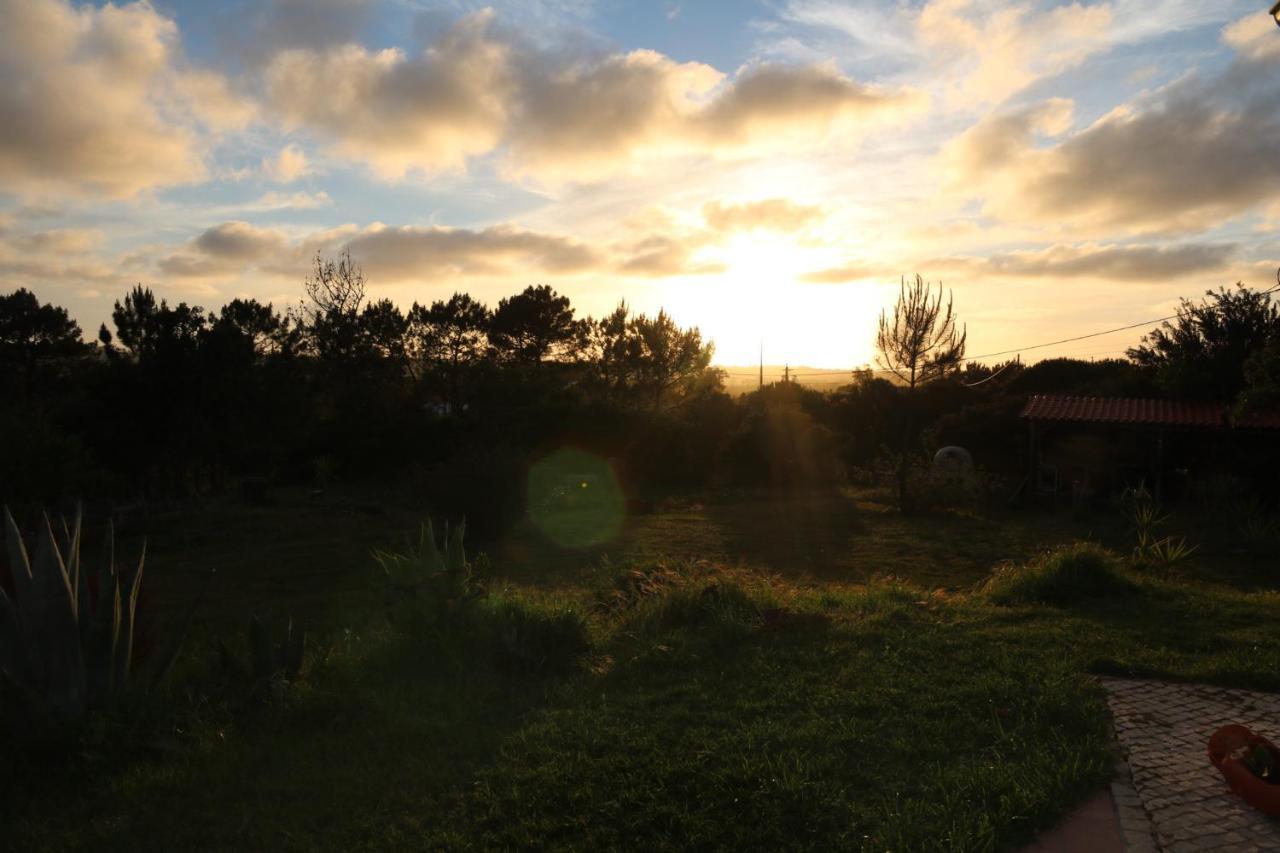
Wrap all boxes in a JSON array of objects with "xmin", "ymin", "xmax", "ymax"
[{"xmin": 1, "ymin": 0, "xmax": 1278, "ymax": 368}]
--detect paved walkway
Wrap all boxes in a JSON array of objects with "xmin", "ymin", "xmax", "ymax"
[
  {"xmin": 1102, "ymin": 677, "xmax": 1280, "ymax": 852},
  {"xmin": 1022, "ymin": 788, "xmax": 1126, "ymax": 853}
]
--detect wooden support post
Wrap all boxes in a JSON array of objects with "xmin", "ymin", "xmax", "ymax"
[
  {"xmin": 1028, "ymin": 420, "xmax": 1039, "ymax": 495},
  {"xmin": 1155, "ymin": 427, "xmax": 1165, "ymax": 501}
]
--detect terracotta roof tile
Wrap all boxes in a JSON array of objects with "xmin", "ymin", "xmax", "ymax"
[{"xmin": 1019, "ymin": 395, "xmax": 1280, "ymax": 429}]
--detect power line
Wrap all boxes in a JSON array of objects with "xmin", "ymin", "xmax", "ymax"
[
  {"xmin": 721, "ymin": 278, "xmax": 1280, "ymax": 380},
  {"xmin": 962, "ymin": 360, "xmax": 1017, "ymax": 387}
]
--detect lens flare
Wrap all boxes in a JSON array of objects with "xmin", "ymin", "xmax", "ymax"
[{"xmin": 527, "ymin": 448, "xmax": 625, "ymax": 548}]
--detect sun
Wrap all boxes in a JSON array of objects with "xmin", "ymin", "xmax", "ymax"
[
  {"xmin": 652, "ymin": 233, "xmax": 888, "ymax": 368},
  {"xmin": 719, "ymin": 233, "xmax": 805, "ymax": 300}
]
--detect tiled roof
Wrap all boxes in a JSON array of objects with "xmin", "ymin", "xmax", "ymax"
[{"xmin": 1019, "ymin": 395, "xmax": 1280, "ymax": 429}]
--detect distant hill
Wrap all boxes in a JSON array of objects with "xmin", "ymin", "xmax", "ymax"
[{"xmin": 717, "ymin": 365, "xmax": 864, "ymax": 394}]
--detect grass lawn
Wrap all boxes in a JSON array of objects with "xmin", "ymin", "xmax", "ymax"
[
  {"xmin": 6, "ymin": 489, "xmax": 1279, "ymax": 851},
  {"xmin": 130, "ymin": 486, "xmax": 1091, "ymax": 628}
]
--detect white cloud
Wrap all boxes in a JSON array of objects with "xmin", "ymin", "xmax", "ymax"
[
  {"xmin": 259, "ymin": 12, "xmax": 920, "ymax": 181},
  {"xmin": 0, "ymin": 0, "xmax": 246, "ymax": 199},
  {"xmin": 262, "ymin": 11, "xmax": 513, "ymax": 177},
  {"xmin": 942, "ymin": 54, "xmax": 1280, "ymax": 235},
  {"xmin": 927, "ymin": 242, "xmax": 1238, "ymax": 281},
  {"xmin": 261, "ymin": 145, "xmax": 312, "ymax": 183}
]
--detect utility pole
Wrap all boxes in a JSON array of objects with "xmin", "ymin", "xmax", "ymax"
[
  {"xmin": 758, "ymin": 339, "xmax": 763, "ymax": 391},
  {"xmin": 783, "ymin": 364, "xmax": 790, "ymax": 384}
]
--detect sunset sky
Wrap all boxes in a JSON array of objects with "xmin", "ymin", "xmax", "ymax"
[{"xmin": 1, "ymin": 0, "xmax": 1278, "ymax": 367}]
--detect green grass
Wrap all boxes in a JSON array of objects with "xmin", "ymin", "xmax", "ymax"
[
  {"xmin": 7, "ymin": 490, "xmax": 1280, "ymax": 851},
  {"xmin": 984, "ymin": 542, "xmax": 1137, "ymax": 606}
]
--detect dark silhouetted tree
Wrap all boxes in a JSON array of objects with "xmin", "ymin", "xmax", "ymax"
[
  {"xmin": 593, "ymin": 302, "xmax": 717, "ymax": 409},
  {"xmin": 111, "ymin": 285, "xmax": 206, "ymax": 361},
  {"xmin": 488, "ymin": 285, "xmax": 581, "ymax": 364},
  {"xmin": 304, "ymin": 250, "xmax": 367, "ymax": 365},
  {"xmin": 304, "ymin": 249, "xmax": 365, "ymax": 317},
  {"xmin": 0, "ymin": 287, "xmax": 87, "ymax": 400},
  {"xmin": 360, "ymin": 298, "xmax": 409, "ymax": 367},
  {"xmin": 1128, "ymin": 284, "xmax": 1280, "ymax": 404},
  {"xmin": 875, "ymin": 274, "xmax": 966, "ymax": 510},
  {"xmin": 405, "ymin": 302, "xmax": 441, "ymax": 382},
  {"xmin": 212, "ymin": 298, "xmax": 294, "ymax": 358},
  {"xmin": 427, "ymin": 293, "xmax": 491, "ymax": 409}
]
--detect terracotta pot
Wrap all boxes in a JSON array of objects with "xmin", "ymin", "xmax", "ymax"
[{"xmin": 1208, "ymin": 724, "xmax": 1280, "ymax": 816}]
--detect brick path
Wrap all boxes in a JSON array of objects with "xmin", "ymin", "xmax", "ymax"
[{"xmin": 1101, "ymin": 677, "xmax": 1280, "ymax": 852}]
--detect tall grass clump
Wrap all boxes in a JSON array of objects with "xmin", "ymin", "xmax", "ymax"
[
  {"xmin": 373, "ymin": 520, "xmax": 591, "ymax": 676},
  {"xmin": 616, "ymin": 570, "xmax": 774, "ymax": 643},
  {"xmin": 985, "ymin": 542, "xmax": 1136, "ymax": 606},
  {"xmin": 475, "ymin": 594, "xmax": 591, "ymax": 676}
]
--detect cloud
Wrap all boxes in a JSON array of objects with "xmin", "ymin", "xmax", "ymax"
[
  {"xmin": 798, "ymin": 264, "xmax": 878, "ymax": 284},
  {"xmin": 262, "ymin": 11, "xmax": 512, "ymax": 177},
  {"xmin": 927, "ymin": 242, "xmax": 1238, "ymax": 282},
  {"xmin": 170, "ymin": 69, "xmax": 258, "ymax": 130},
  {"xmin": 150, "ymin": 218, "xmax": 607, "ymax": 283},
  {"xmin": 237, "ymin": 0, "xmax": 375, "ymax": 56},
  {"xmin": 260, "ymin": 12, "xmax": 919, "ymax": 180},
  {"xmin": 158, "ymin": 221, "xmax": 289, "ymax": 278},
  {"xmin": 194, "ymin": 221, "xmax": 289, "ymax": 259},
  {"xmin": 261, "ymin": 145, "xmax": 312, "ymax": 183},
  {"xmin": 943, "ymin": 54, "xmax": 1280, "ymax": 234},
  {"xmin": 1222, "ymin": 12, "xmax": 1280, "ymax": 64},
  {"xmin": 615, "ymin": 234, "xmax": 726, "ymax": 277},
  {"xmin": 943, "ymin": 97, "xmax": 1075, "ymax": 177},
  {"xmin": 5, "ymin": 228, "xmax": 104, "ymax": 255},
  {"xmin": 703, "ymin": 198, "xmax": 823, "ymax": 232},
  {"xmin": 340, "ymin": 223, "xmax": 604, "ymax": 280},
  {"xmin": 767, "ymin": 0, "xmax": 1113, "ymax": 109},
  {"xmin": 243, "ymin": 190, "xmax": 332, "ymax": 211},
  {"xmin": 0, "ymin": 227, "xmax": 115, "ymax": 285},
  {"xmin": 690, "ymin": 61, "xmax": 916, "ymax": 144},
  {"xmin": 770, "ymin": 0, "xmax": 1247, "ymax": 112},
  {"xmin": 920, "ymin": 0, "xmax": 1112, "ymax": 108},
  {"xmin": 507, "ymin": 54, "xmax": 919, "ymax": 178},
  {"xmin": 0, "ymin": 0, "xmax": 244, "ymax": 199},
  {"xmin": 145, "ymin": 214, "xmax": 750, "ymax": 286}
]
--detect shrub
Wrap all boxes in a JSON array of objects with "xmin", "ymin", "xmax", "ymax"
[{"xmin": 985, "ymin": 543, "xmax": 1136, "ymax": 606}]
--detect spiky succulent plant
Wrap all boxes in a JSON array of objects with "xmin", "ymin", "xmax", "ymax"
[
  {"xmin": 0, "ymin": 506, "xmax": 182, "ymax": 738},
  {"xmin": 217, "ymin": 614, "xmax": 306, "ymax": 703},
  {"xmin": 372, "ymin": 518, "xmax": 483, "ymax": 628}
]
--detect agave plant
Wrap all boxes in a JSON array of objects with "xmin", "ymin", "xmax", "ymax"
[
  {"xmin": 217, "ymin": 614, "xmax": 306, "ymax": 703},
  {"xmin": 0, "ymin": 506, "xmax": 183, "ymax": 737},
  {"xmin": 1118, "ymin": 484, "xmax": 1197, "ymax": 573},
  {"xmin": 372, "ymin": 518, "xmax": 484, "ymax": 627}
]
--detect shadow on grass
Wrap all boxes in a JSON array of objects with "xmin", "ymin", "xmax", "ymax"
[
  {"xmin": 983, "ymin": 575, "xmax": 1280, "ymax": 694},
  {"xmin": 436, "ymin": 585, "xmax": 1112, "ymax": 852},
  {"xmin": 3, "ymin": 624, "xmax": 579, "ymax": 853}
]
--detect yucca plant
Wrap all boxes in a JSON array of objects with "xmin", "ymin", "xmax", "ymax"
[
  {"xmin": 372, "ymin": 518, "xmax": 484, "ymax": 629},
  {"xmin": 0, "ymin": 506, "xmax": 185, "ymax": 739}
]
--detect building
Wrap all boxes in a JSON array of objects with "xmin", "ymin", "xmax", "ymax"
[{"xmin": 1019, "ymin": 395, "xmax": 1280, "ymax": 503}]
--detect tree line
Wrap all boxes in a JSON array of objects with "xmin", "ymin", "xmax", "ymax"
[{"xmin": 3, "ymin": 262, "xmax": 1279, "ymax": 530}]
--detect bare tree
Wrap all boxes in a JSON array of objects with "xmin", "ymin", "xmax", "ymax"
[
  {"xmin": 875, "ymin": 274, "xmax": 966, "ymax": 510},
  {"xmin": 304, "ymin": 248, "xmax": 366, "ymax": 319}
]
